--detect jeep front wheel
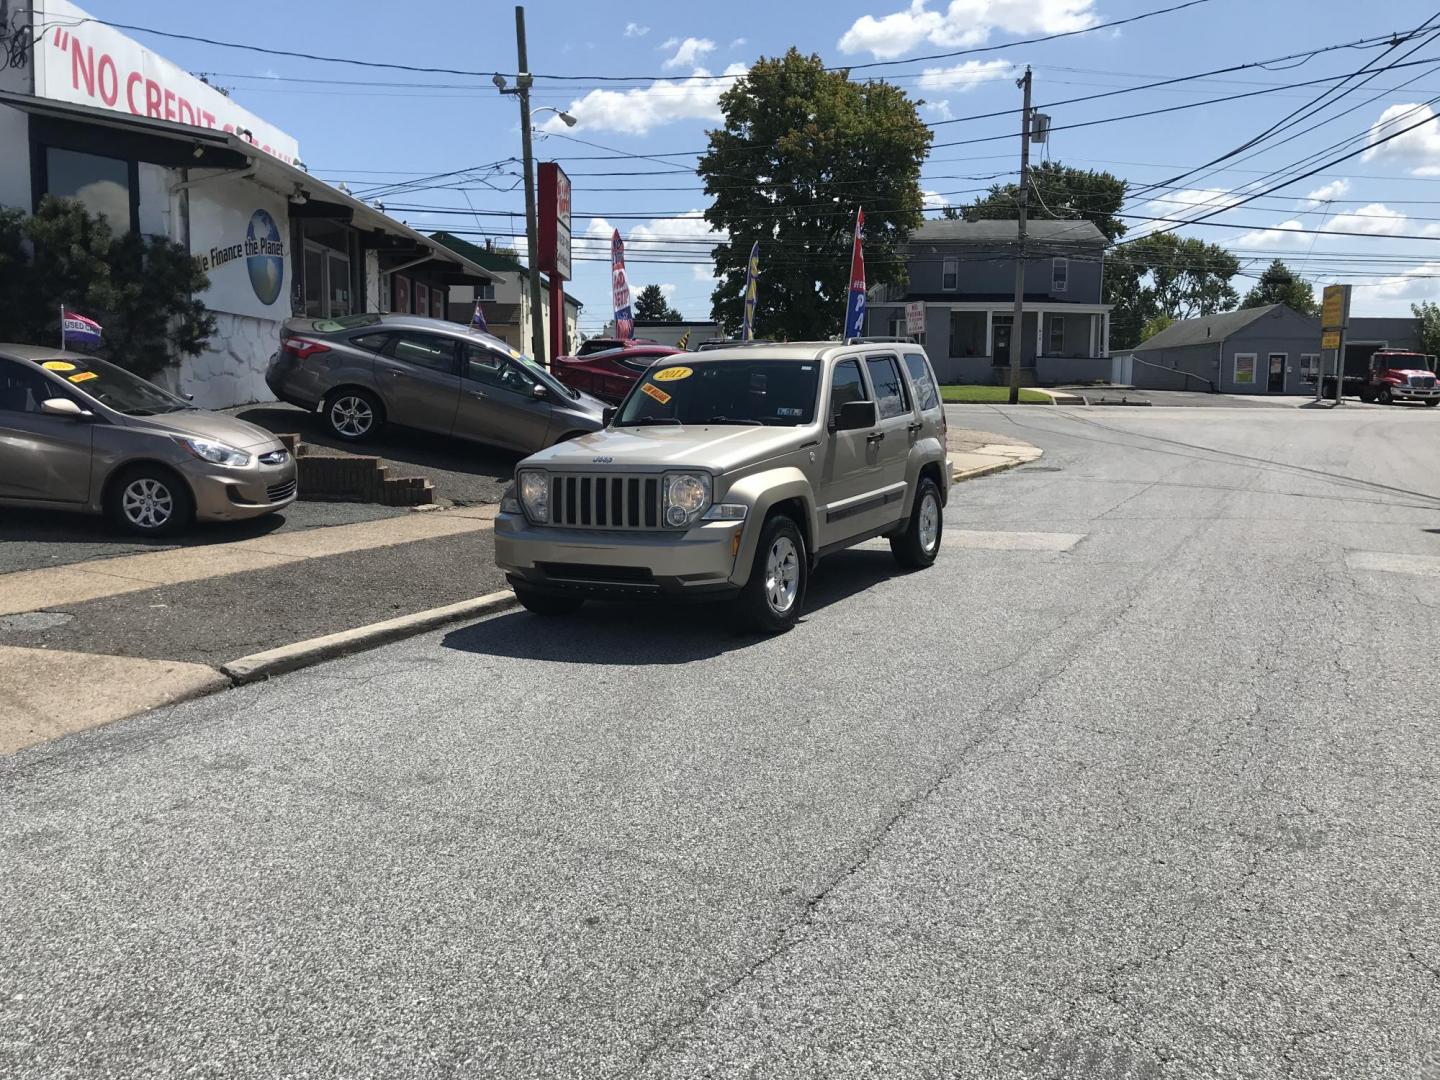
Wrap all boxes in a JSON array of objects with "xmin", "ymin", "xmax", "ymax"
[{"xmin": 733, "ymin": 514, "xmax": 807, "ymax": 634}]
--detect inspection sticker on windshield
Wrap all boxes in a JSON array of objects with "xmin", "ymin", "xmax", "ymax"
[
  {"xmin": 67, "ymin": 372, "xmax": 98, "ymax": 383},
  {"xmin": 641, "ymin": 382, "xmax": 672, "ymax": 405},
  {"xmin": 43, "ymin": 361, "xmax": 76, "ymax": 372},
  {"xmin": 652, "ymin": 366, "xmax": 693, "ymax": 382}
]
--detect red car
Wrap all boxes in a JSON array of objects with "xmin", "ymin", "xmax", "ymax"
[
  {"xmin": 553, "ymin": 344, "xmax": 682, "ymax": 403},
  {"xmin": 574, "ymin": 337, "xmax": 662, "ymax": 357}
]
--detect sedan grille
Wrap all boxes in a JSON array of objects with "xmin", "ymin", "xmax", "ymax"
[
  {"xmin": 267, "ymin": 479, "xmax": 298, "ymax": 503},
  {"xmin": 548, "ymin": 473, "xmax": 660, "ymax": 529}
]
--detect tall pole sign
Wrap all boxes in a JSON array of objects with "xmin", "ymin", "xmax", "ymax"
[
  {"xmin": 1318, "ymin": 283, "xmax": 1350, "ymax": 406},
  {"xmin": 538, "ymin": 162, "xmax": 572, "ymax": 362}
]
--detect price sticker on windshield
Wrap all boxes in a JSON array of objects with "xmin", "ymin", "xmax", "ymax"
[
  {"xmin": 68, "ymin": 372, "xmax": 98, "ymax": 383},
  {"xmin": 641, "ymin": 382, "xmax": 672, "ymax": 405},
  {"xmin": 652, "ymin": 366, "xmax": 693, "ymax": 382},
  {"xmin": 43, "ymin": 361, "xmax": 76, "ymax": 372}
]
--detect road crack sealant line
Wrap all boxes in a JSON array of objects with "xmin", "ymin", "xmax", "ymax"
[{"xmin": 636, "ymin": 514, "xmax": 1220, "ymax": 1069}]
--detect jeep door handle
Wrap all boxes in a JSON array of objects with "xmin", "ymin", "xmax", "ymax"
[
  {"xmin": 907, "ymin": 422, "xmax": 922, "ymax": 434},
  {"xmin": 866, "ymin": 432, "xmax": 885, "ymax": 443}
]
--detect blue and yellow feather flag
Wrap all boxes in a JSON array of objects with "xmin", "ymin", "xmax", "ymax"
[{"xmin": 741, "ymin": 241, "xmax": 760, "ymax": 342}]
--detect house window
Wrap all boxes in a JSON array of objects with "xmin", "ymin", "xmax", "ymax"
[
  {"xmin": 1049, "ymin": 315, "xmax": 1065, "ymax": 355},
  {"xmin": 477, "ymin": 282, "xmax": 496, "ymax": 301},
  {"xmin": 45, "ymin": 147, "xmax": 132, "ymax": 233},
  {"xmin": 1300, "ymin": 353, "xmax": 1320, "ymax": 382},
  {"xmin": 949, "ymin": 311, "xmax": 986, "ymax": 357},
  {"xmin": 1233, "ymin": 353, "xmax": 1257, "ymax": 385},
  {"xmin": 1052, "ymin": 257, "xmax": 1068, "ymax": 293},
  {"xmin": 942, "ymin": 258, "xmax": 958, "ymax": 291}
]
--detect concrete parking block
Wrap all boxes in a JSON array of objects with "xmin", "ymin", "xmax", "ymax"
[{"xmin": 0, "ymin": 645, "xmax": 227, "ymax": 755}]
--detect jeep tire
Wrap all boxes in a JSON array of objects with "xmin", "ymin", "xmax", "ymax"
[
  {"xmin": 734, "ymin": 513, "xmax": 807, "ymax": 634},
  {"xmin": 891, "ymin": 477, "xmax": 943, "ymax": 569}
]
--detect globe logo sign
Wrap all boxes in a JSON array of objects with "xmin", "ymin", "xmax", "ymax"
[{"xmin": 245, "ymin": 209, "xmax": 285, "ymax": 306}]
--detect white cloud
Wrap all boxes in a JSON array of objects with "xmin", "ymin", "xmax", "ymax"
[
  {"xmin": 1146, "ymin": 187, "xmax": 1249, "ymax": 218},
  {"xmin": 1302, "ymin": 178, "xmax": 1350, "ymax": 208},
  {"xmin": 838, "ymin": 0, "xmax": 1097, "ymax": 59},
  {"xmin": 662, "ymin": 37, "xmax": 716, "ymax": 69},
  {"xmin": 1229, "ymin": 220, "xmax": 1307, "ymax": 248},
  {"xmin": 624, "ymin": 22, "xmax": 649, "ymax": 37},
  {"xmin": 1327, "ymin": 203, "xmax": 1408, "ymax": 236},
  {"xmin": 729, "ymin": 37, "xmax": 748, "ymax": 49},
  {"xmin": 922, "ymin": 189, "xmax": 950, "ymax": 210},
  {"xmin": 659, "ymin": 282, "xmax": 677, "ymax": 296},
  {"xmin": 547, "ymin": 64, "xmax": 748, "ymax": 135},
  {"xmin": 924, "ymin": 99, "xmax": 953, "ymax": 120},
  {"xmin": 1361, "ymin": 102, "xmax": 1440, "ymax": 174},
  {"xmin": 584, "ymin": 212, "xmax": 729, "ymax": 286},
  {"xmin": 1371, "ymin": 263, "xmax": 1440, "ymax": 301},
  {"xmin": 917, "ymin": 59, "xmax": 1012, "ymax": 92}
]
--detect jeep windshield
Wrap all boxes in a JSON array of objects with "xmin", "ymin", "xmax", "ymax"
[{"xmin": 615, "ymin": 360, "xmax": 820, "ymax": 427}]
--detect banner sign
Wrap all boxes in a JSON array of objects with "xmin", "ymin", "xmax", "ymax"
[
  {"xmin": 741, "ymin": 241, "xmax": 760, "ymax": 341},
  {"xmin": 34, "ymin": 0, "xmax": 300, "ymax": 163},
  {"xmin": 611, "ymin": 230, "xmax": 633, "ymax": 339},
  {"xmin": 843, "ymin": 208, "xmax": 866, "ymax": 340},
  {"xmin": 538, "ymin": 162, "xmax": 572, "ymax": 282},
  {"xmin": 1321, "ymin": 284, "xmax": 1348, "ymax": 331},
  {"xmin": 187, "ymin": 176, "xmax": 288, "ymax": 320}
]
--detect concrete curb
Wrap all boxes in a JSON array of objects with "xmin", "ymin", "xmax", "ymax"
[
  {"xmin": 951, "ymin": 444, "xmax": 1044, "ymax": 484},
  {"xmin": 221, "ymin": 590, "xmax": 519, "ymax": 685}
]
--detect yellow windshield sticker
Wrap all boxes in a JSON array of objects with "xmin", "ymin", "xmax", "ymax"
[
  {"xmin": 641, "ymin": 382, "xmax": 672, "ymax": 405},
  {"xmin": 652, "ymin": 366, "xmax": 693, "ymax": 382},
  {"xmin": 43, "ymin": 361, "xmax": 76, "ymax": 372},
  {"xmin": 68, "ymin": 371, "xmax": 98, "ymax": 383}
]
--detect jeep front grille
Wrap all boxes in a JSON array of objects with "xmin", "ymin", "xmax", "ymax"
[{"xmin": 548, "ymin": 473, "xmax": 661, "ymax": 529}]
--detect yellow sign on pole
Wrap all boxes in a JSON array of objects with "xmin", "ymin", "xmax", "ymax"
[
  {"xmin": 1321, "ymin": 285, "xmax": 1346, "ymax": 330},
  {"xmin": 1321, "ymin": 330, "xmax": 1341, "ymax": 350}
]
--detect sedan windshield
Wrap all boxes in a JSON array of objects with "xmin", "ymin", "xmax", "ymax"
[
  {"xmin": 616, "ymin": 360, "xmax": 820, "ymax": 427},
  {"xmin": 37, "ymin": 356, "xmax": 189, "ymax": 416}
]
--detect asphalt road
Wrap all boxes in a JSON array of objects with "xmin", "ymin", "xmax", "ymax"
[{"xmin": 5, "ymin": 402, "xmax": 1440, "ymax": 1079}]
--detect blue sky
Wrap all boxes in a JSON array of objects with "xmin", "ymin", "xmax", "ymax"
[{"xmin": 80, "ymin": 0, "xmax": 1440, "ymax": 331}]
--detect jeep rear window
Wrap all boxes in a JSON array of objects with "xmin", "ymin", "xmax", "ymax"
[{"xmin": 617, "ymin": 360, "xmax": 820, "ymax": 427}]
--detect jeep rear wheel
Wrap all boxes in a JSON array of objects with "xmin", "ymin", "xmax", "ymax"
[
  {"xmin": 891, "ymin": 477, "xmax": 943, "ymax": 569},
  {"xmin": 733, "ymin": 514, "xmax": 807, "ymax": 634}
]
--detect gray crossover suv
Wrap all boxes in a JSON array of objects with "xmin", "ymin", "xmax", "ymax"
[
  {"xmin": 266, "ymin": 313, "xmax": 606, "ymax": 453},
  {"xmin": 0, "ymin": 344, "xmax": 296, "ymax": 535},
  {"xmin": 495, "ymin": 343, "xmax": 950, "ymax": 632}
]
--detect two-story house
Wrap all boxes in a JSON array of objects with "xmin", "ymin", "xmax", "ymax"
[{"xmin": 867, "ymin": 218, "xmax": 1113, "ymax": 385}]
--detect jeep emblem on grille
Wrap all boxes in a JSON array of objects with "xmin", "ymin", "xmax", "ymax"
[{"xmin": 592, "ymin": 456, "xmax": 614, "ymax": 464}]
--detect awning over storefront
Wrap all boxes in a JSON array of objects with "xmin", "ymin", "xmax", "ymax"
[{"xmin": 0, "ymin": 89, "xmax": 500, "ymax": 289}]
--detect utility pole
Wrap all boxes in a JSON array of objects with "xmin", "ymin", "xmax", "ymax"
[
  {"xmin": 1007, "ymin": 66, "xmax": 1033, "ymax": 406},
  {"xmin": 509, "ymin": 6, "xmax": 548, "ymax": 367}
]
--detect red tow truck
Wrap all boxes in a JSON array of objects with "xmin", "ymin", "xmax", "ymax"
[{"xmin": 1320, "ymin": 349, "xmax": 1440, "ymax": 406}]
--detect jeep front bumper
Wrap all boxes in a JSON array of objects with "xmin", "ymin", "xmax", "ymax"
[{"xmin": 495, "ymin": 512, "xmax": 748, "ymax": 597}]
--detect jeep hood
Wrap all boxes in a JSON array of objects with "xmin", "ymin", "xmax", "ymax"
[{"xmin": 523, "ymin": 424, "xmax": 806, "ymax": 474}]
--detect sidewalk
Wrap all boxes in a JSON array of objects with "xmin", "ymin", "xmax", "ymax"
[{"xmin": 1, "ymin": 426, "xmax": 1041, "ymax": 756}]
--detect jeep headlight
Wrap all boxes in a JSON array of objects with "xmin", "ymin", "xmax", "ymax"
[
  {"xmin": 662, "ymin": 471, "xmax": 711, "ymax": 528},
  {"xmin": 517, "ymin": 469, "xmax": 549, "ymax": 523}
]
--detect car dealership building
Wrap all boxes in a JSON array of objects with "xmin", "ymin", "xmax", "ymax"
[{"xmin": 0, "ymin": 0, "xmax": 499, "ymax": 407}]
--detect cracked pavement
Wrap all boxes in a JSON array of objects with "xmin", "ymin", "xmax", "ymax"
[{"xmin": 4, "ymin": 403, "xmax": 1440, "ymax": 1078}]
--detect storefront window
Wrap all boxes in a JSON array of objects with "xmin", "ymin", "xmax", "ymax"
[
  {"xmin": 46, "ymin": 148, "xmax": 131, "ymax": 233},
  {"xmin": 303, "ymin": 242, "xmax": 352, "ymax": 318}
]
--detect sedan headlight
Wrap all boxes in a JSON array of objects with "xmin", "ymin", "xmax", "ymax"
[
  {"xmin": 663, "ymin": 471, "xmax": 712, "ymax": 528},
  {"xmin": 517, "ymin": 469, "xmax": 549, "ymax": 523},
  {"xmin": 175, "ymin": 436, "xmax": 251, "ymax": 468}
]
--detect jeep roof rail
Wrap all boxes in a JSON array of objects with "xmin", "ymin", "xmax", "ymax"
[{"xmin": 846, "ymin": 335, "xmax": 918, "ymax": 345}]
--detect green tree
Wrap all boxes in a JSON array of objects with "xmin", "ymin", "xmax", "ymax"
[
  {"xmin": 0, "ymin": 197, "xmax": 214, "ymax": 378},
  {"xmin": 1140, "ymin": 312, "xmax": 1175, "ymax": 342},
  {"xmin": 1106, "ymin": 233, "xmax": 1241, "ymax": 349},
  {"xmin": 633, "ymin": 283, "xmax": 682, "ymax": 322},
  {"xmin": 946, "ymin": 161, "xmax": 1129, "ymax": 242},
  {"xmin": 1241, "ymin": 259, "xmax": 1320, "ymax": 315},
  {"xmin": 698, "ymin": 48, "xmax": 931, "ymax": 339},
  {"xmin": 1413, "ymin": 300, "xmax": 1440, "ymax": 359}
]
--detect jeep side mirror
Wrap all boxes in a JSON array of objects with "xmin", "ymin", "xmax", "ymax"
[
  {"xmin": 602, "ymin": 406, "xmax": 617, "ymax": 427},
  {"xmin": 835, "ymin": 400, "xmax": 877, "ymax": 431}
]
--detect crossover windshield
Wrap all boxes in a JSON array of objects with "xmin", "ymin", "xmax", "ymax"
[{"xmin": 616, "ymin": 360, "xmax": 820, "ymax": 427}]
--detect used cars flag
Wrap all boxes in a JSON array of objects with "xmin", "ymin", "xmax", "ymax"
[
  {"xmin": 741, "ymin": 241, "xmax": 760, "ymax": 341},
  {"xmin": 611, "ymin": 229, "xmax": 634, "ymax": 339},
  {"xmin": 60, "ymin": 308, "xmax": 102, "ymax": 349},
  {"xmin": 470, "ymin": 298, "xmax": 489, "ymax": 333},
  {"xmin": 842, "ymin": 208, "xmax": 866, "ymax": 340}
]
